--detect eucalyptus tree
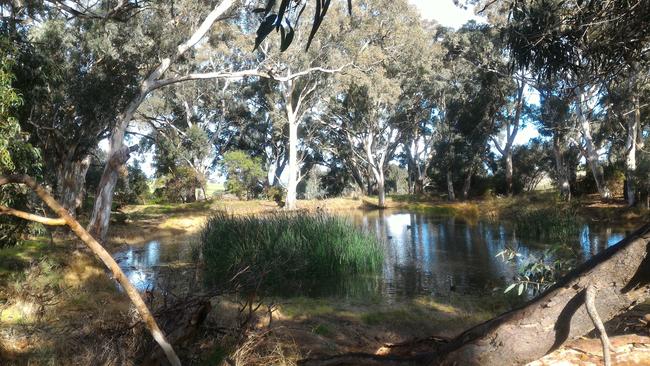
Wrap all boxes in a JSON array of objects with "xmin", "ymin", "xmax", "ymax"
[
  {"xmin": 327, "ymin": 84, "xmax": 402, "ymax": 207},
  {"xmin": 431, "ymin": 22, "xmax": 502, "ymax": 200},
  {"xmin": 138, "ymin": 76, "xmax": 250, "ymax": 200},
  {"xmin": 323, "ymin": 0, "xmax": 429, "ymax": 207},
  {"xmin": 396, "ymin": 24, "xmax": 443, "ymax": 194},
  {"xmin": 489, "ymin": 73, "xmax": 527, "ymax": 196},
  {"xmin": 536, "ymin": 82, "xmax": 576, "ymax": 199},
  {"xmin": 246, "ymin": 5, "xmax": 351, "ymax": 209},
  {"xmin": 602, "ymin": 68, "xmax": 649, "ymax": 206},
  {"xmin": 501, "ymin": 0, "xmax": 650, "ymax": 200}
]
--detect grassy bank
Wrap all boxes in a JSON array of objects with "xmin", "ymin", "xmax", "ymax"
[{"xmin": 0, "ymin": 237, "xmax": 132, "ymax": 363}]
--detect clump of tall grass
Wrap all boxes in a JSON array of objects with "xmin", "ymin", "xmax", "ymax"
[
  {"xmin": 200, "ymin": 212, "xmax": 383, "ymax": 297},
  {"xmin": 512, "ymin": 206, "xmax": 581, "ymax": 241}
]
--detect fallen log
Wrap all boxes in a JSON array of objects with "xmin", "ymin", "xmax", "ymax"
[{"xmin": 301, "ymin": 223, "xmax": 650, "ymax": 366}]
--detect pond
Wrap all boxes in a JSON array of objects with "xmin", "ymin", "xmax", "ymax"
[{"xmin": 113, "ymin": 210, "xmax": 629, "ymax": 303}]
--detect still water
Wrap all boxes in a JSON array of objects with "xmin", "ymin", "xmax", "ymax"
[{"xmin": 114, "ymin": 210, "xmax": 629, "ymax": 301}]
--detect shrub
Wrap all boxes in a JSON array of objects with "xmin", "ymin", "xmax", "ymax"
[
  {"xmin": 200, "ymin": 212, "xmax": 383, "ymax": 297},
  {"xmin": 263, "ymin": 185, "xmax": 285, "ymax": 206},
  {"xmin": 222, "ymin": 151, "xmax": 265, "ymax": 200}
]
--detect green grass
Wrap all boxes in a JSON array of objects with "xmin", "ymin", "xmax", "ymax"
[{"xmin": 200, "ymin": 212, "xmax": 384, "ymax": 297}]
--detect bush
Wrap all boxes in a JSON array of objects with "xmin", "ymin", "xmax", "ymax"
[
  {"xmin": 200, "ymin": 212, "xmax": 384, "ymax": 297},
  {"xmin": 152, "ymin": 166, "xmax": 203, "ymax": 203},
  {"xmin": 222, "ymin": 150, "xmax": 265, "ymax": 200},
  {"xmin": 113, "ymin": 162, "xmax": 150, "ymax": 207},
  {"xmin": 263, "ymin": 185, "xmax": 285, "ymax": 206}
]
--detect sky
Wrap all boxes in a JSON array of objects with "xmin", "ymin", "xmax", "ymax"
[{"xmin": 408, "ymin": 0, "xmax": 484, "ymax": 29}]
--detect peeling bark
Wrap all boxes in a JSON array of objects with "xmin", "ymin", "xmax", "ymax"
[{"xmin": 55, "ymin": 155, "xmax": 91, "ymax": 215}]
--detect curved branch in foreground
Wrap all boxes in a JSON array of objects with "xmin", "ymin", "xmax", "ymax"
[
  {"xmin": 301, "ymin": 223, "xmax": 650, "ymax": 366},
  {"xmin": 0, "ymin": 205, "xmax": 66, "ymax": 226},
  {"xmin": 0, "ymin": 174, "xmax": 181, "ymax": 366}
]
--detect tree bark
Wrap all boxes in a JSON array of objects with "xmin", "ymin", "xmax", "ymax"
[
  {"xmin": 553, "ymin": 135, "xmax": 571, "ymax": 201},
  {"xmin": 576, "ymin": 86, "xmax": 610, "ymax": 200},
  {"xmin": 285, "ymin": 117, "xmax": 299, "ymax": 210},
  {"xmin": 446, "ymin": 170, "xmax": 455, "ymax": 201},
  {"xmin": 301, "ymin": 223, "xmax": 650, "ymax": 366},
  {"xmin": 505, "ymin": 151, "xmax": 513, "ymax": 196},
  {"xmin": 625, "ymin": 92, "xmax": 640, "ymax": 207},
  {"xmin": 376, "ymin": 169, "xmax": 386, "ymax": 208},
  {"xmin": 55, "ymin": 155, "xmax": 91, "ymax": 215},
  {"xmin": 462, "ymin": 162, "xmax": 475, "ymax": 200},
  {"xmin": 88, "ymin": 144, "xmax": 135, "ymax": 241}
]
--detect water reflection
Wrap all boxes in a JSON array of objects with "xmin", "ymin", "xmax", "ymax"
[
  {"xmin": 350, "ymin": 210, "xmax": 629, "ymax": 301},
  {"xmin": 113, "ymin": 211, "xmax": 629, "ymax": 301},
  {"xmin": 114, "ymin": 239, "xmax": 194, "ymax": 291}
]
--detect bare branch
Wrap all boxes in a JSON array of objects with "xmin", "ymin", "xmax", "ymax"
[{"xmin": 0, "ymin": 205, "xmax": 66, "ymax": 226}]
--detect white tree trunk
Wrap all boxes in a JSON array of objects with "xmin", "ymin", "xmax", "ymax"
[
  {"xmin": 625, "ymin": 93, "xmax": 640, "ymax": 207},
  {"xmin": 576, "ymin": 87, "xmax": 610, "ymax": 200},
  {"xmin": 505, "ymin": 150, "xmax": 513, "ymax": 196},
  {"xmin": 285, "ymin": 117, "xmax": 299, "ymax": 210}
]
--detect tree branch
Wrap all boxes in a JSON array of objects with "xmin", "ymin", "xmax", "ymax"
[
  {"xmin": 0, "ymin": 205, "xmax": 66, "ymax": 226},
  {"xmin": 0, "ymin": 175, "xmax": 181, "ymax": 366},
  {"xmin": 153, "ymin": 63, "xmax": 353, "ymax": 90}
]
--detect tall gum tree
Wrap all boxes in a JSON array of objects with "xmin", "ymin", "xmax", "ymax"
[
  {"xmin": 324, "ymin": 0, "xmax": 430, "ymax": 206},
  {"xmin": 249, "ymin": 3, "xmax": 351, "ymax": 210},
  {"xmin": 88, "ymin": 0, "xmax": 240, "ymax": 240}
]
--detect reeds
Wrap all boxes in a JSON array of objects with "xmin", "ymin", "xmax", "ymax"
[{"xmin": 200, "ymin": 212, "xmax": 383, "ymax": 297}]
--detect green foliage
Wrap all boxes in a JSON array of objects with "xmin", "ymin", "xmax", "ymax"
[
  {"xmin": 264, "ymin": 185, "xmax": 285, "ymax": 206},
  {"xmin": 153, "ymin": 166, "xmax": 204, "ymax": 204},
  {"xmin": 200, "ymin": 212, "xmax": 383, "ymax": 297},
  {"xmin": 114, "ymin": 163, "xmax": 150, "ymax": 207},
  {"xmin": 498, "ymin": 244, "xmax": 577, "ymax": 296},
  {"xmin": 222, "ymin": 150, "xmax": 265, "ymax": 199},
  {"xmin": 0, "ymin": 37, "xmax": 42, "ymax": 247}
]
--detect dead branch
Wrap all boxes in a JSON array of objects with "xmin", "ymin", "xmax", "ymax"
[{"xmin": 0, "ymin": 174, "xmax": 181, "ymax": 366}]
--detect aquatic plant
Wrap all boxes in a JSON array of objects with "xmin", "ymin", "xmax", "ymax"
[
  {"xmin": 200, "ymin": 212, "xmax": 384, "ymax": 297},
  {"xmin": 512, "ymin": 206, "xmax": 581, "ymax": 241}
]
